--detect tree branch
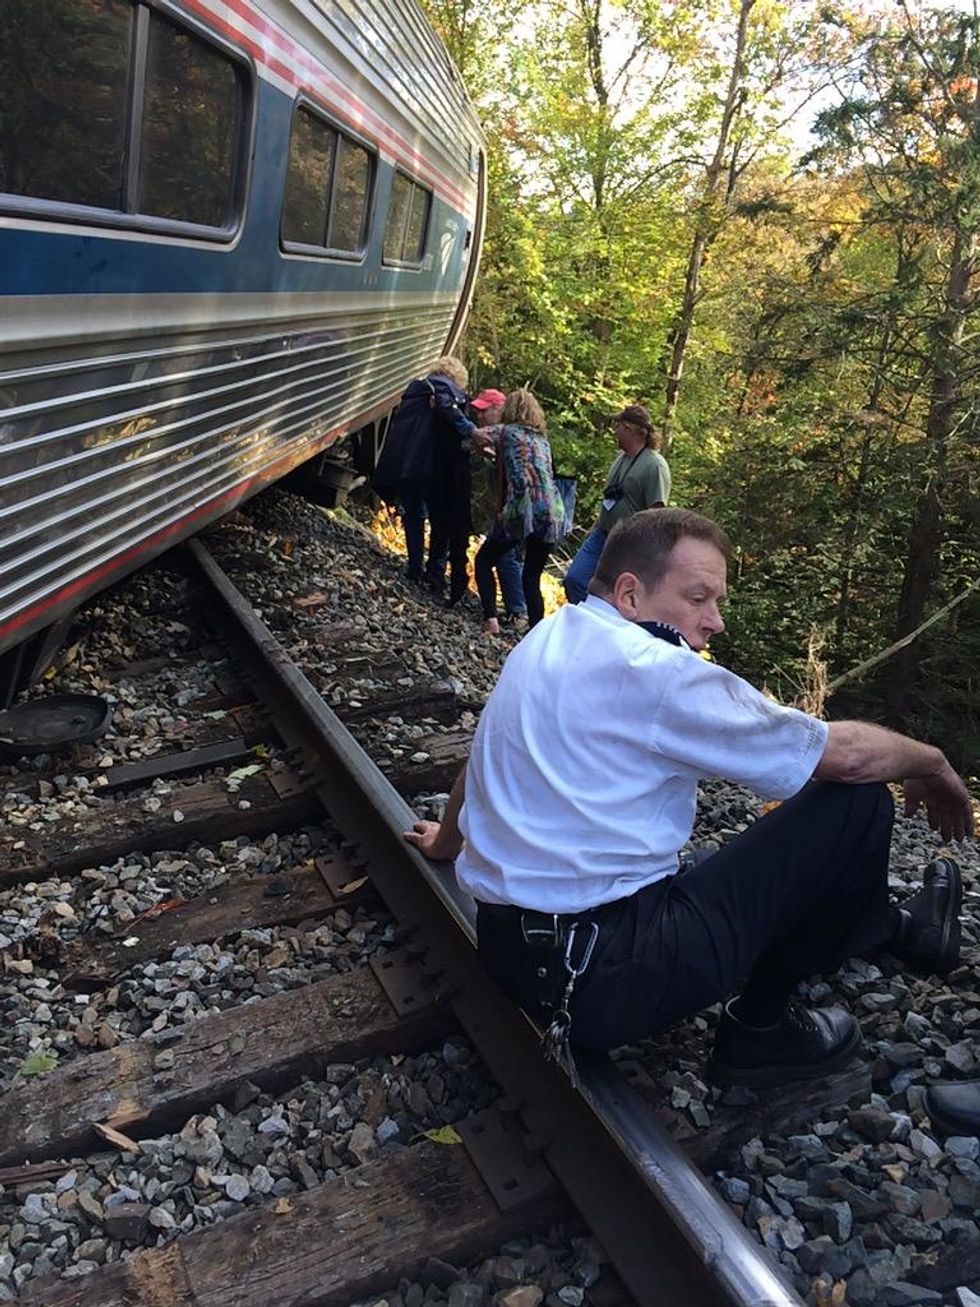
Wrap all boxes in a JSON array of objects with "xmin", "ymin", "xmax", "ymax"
[{"xmin": 826, "ymin": 578, "xmax": 980, "ymax": 693}]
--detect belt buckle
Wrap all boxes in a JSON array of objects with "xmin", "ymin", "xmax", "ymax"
[{"xmin": 520, "ymin": 910, "xmax": 565, "ymax": 950}]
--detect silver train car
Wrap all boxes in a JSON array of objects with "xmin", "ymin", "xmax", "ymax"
[{"xmin": 0, "ymin": 0, "xmax": 486, "ymax": 702}]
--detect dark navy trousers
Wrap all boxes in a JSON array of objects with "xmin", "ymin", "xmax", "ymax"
[{"xmin": 476, "ymin": 781, "xmax": 896, "ymax": 1051}]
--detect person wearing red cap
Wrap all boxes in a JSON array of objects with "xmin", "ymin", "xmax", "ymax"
[
  {"xmin": 471, "ymin": 389, "xmax": 528, "ymax": 626},
  {"xmin": 471, "ymin": 388, "xmax": 506, "ymax": 415},
  {"xmin": 563, "ymin": 404, "xmax": 671, "ymax": 605}
]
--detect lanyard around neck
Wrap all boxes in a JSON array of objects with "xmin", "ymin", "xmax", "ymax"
[{"xmin": 610, "ymin": 449, "xmax": 643, "ymax": 492}]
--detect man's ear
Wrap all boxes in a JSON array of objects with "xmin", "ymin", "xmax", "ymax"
[{"xmin": 611, "ymin": 571, "xmax": 642, "ymax": 618}]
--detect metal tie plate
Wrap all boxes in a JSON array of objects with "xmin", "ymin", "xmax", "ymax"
[{"xmin": 456, "ymin": 1104, "xmax": 557, "ymax": 1211}]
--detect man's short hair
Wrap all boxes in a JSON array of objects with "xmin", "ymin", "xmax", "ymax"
[{"xmin": 590, "ymin": 509, "xmax": 732, "ymax": 595}]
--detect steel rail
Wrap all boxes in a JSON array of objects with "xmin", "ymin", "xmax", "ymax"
[{"xmin": 186, "ymin": 538, "xmax": 802, "ymax": 1307}]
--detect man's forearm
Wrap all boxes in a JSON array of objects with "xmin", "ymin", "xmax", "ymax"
[
  {"xmin": 437, "ymin": 763, "xmax": 467, "ymax": 856},
  {"xmin": 816, "ymin": 721, "xmax": 947, "ymax": 785}
]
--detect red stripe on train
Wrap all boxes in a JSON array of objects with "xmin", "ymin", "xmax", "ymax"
[
  {"xmin": 180, "ymin": 0, "xmax": 473, "ymax": 215},
  {"xmin": 0, "ymin": 392, "xmax": 400, "ymax": 647}
]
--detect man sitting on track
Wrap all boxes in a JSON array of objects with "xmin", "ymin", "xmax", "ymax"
[{"xmin": 405, "ymin": 508, "xmax": 974, "ymax": 1090}]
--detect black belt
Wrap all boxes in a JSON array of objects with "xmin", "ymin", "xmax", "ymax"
[{"xmin": 478, "ymin": 897, "xmax": 625, "ymax": 930}]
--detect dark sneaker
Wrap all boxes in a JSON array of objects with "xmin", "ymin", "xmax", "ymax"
[
  {"xmin": 925, "ymin": 1080, "xmax": 980, "ymax": 1137},
  {"xmin": 889, "ymin": 857, "xmax": 962, "ymax": 977},
  {"xmin": 707, "ymin": 1000, "xmax": 861, "ymax": 1089}
]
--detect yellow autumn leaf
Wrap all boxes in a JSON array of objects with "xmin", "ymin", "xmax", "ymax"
[
  {"xmin": 423, "ymin": 1126, "xmax": 462, "ymax": 1145},
  {"xmin": 338, "ymin": 877, "xmax": 369, "ymax": 895}
]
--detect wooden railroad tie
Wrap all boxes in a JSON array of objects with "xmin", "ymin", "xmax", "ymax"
[
  {"xmin": 17, "ymin": 1136, "xmax": 566, "ymax": 1307},
  {"xmin": 0, "ymin": 960, "xmax": 450, "ymax": 1168}
]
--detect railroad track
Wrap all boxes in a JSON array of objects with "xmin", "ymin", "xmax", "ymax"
[{"xmin": 0, "ymin": 538, "xmax": 799, "ymax": 1306}]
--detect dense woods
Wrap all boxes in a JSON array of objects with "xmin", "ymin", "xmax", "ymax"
[{"xmin": 424, "ymin": 0, "xmax": 979, "ymax": 773}]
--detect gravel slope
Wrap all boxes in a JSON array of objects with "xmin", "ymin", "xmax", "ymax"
[{"xmin": 3, "ymin": 487, "xmax": 977, "ymax": 1306}]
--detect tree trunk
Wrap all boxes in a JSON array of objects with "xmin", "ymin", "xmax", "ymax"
[
  {"xmin": 885, "ymin": 225, "xmax": 976, "ymax": 727},
  {"xmin": 660, "ymin": 0, "xmax": 755, "ymax": 449}
]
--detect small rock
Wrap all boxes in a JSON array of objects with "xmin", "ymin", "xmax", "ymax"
[
  {"xmin": 824, "ymin": 1201, "xmax": 853, "ymax": 1244},
  {"xmin": 496, "ymin": 1291, "xmax": 543, "ymax": 1307},
  {"xmin": 348, "ymin": 1121, "xmax": 377, "ymax": 1164},
  {"xmin": 250, "ymin": 1165, "xmax": 275, "ymax": 1195},
  {"xmin": 879, "ymin": 1181, "xmax": 920, "ymax": 1217},
  {"xmin": 909, "ymin": 1128, "xmax": 942, "ymax": 1160},
  {"xmin": 448, "ymin": 1286, "xmax": 485, "ymax": 1307},
  {"xmin": 848, "ymin": 1107, "xmax": 895, "ymax": 1143},
  {"xmin": 944, "ymin": 1042, "xmax": 976, "ymax": 1074},
  {"xmin": 149, "ymin": 1205, "xmax": 177, "ymax": 1230},
  {"xmin": 103, "ymin": 1202, "xmax": 150, "ymax": 1241},
  {"xmin": 77, "ymin": 1191, "xmax": 104, "ymax": 1222},
  {"xmin": 949, "ymin": 1174, "xmax": 980, "ymax": 1208},
  {"xmin": 21, "ymin": 1193, "xmax": 52, "ymax": 1225},
  {"xmin": 376, "ymin": 1116, "xmax": 400, "ymax": 1144},
  {"xmin": 720, "ymin": 1176, "xmax": 751, "ymax": 1205},
  {"xmin": 918, "ymin": 1188, "xmax": 951, "ymax": 1224},
  {"xmin": 223, "ymin": 1174, "xmax": 250, "ymax": 1202}
]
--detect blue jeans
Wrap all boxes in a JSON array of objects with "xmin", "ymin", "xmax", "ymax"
[
  {"xmin": 496, "ymin": 544, "xmax": 526, "ymax": 616},
  {"xmin": 562, "ymin": 527, "xmax": 607, "ymax": 604}
]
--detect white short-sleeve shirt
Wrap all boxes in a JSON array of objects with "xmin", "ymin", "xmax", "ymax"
[{"xmin": 455, "ymin": 596, "xmax": 828, "ymax": 913}]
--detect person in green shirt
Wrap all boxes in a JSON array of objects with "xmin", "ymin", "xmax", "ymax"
[{"xmin": 563, "ymin": 404, "xmax": 671, "ymax": 603}]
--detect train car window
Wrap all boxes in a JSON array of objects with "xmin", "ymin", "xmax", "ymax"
[
  {"xmin": 383, "ymin": 173, "xmax": 413, "ymax": 263},
  {"xmin": 281, "ymin": 106, "xmax": 374, "ymax": 256},
  {"xmin": 138, "ymin": 10, "xmax": 242, "ymax": 227},
  {"xmin": 404, "ymin": 185, "xmax": 431, "ymax": 262},
  {"xmin": 0, "ymin": 0, "xmax": 132, "ymax": 210},
  {"xmin": 0, "ymin": 0, "xmax": 249, "ymax": 234},
  {"xmin": 328, "ymin": 139, "xmax": 372, "ymax": 252},
  {"xmin": 282, "ymin": 107, "xmax": 336, "ymax": 246},
  {"xmin": 383, "ymin": 172, "xmax": 431, "ymax": 265}
]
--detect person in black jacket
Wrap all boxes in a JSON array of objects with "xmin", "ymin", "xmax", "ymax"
[{"xmin": 372, "ymin": 358, "xmax": 474, "ymax": 592}]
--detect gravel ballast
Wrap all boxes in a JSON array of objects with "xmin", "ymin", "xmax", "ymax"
[{"xmin": 3, "ymin": 485, "xmax": 977, "ymax": 1305}]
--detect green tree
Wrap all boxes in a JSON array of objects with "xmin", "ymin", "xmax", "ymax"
[{"xmin": 809, "ymin": 4, "xmax": 980, "ymax": 732}]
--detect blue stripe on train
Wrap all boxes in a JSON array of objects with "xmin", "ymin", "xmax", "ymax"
[{"xmin": 0, "ymin": 80, "xmax": 471, "ymax": 299}]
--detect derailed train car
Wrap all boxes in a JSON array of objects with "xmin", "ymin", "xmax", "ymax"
[{"xmin": 0, "ymin": 0, "xmax": 486, "ymax": 702}]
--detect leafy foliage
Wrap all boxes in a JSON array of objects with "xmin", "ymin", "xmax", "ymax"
[{"xmin": 421, "ymin": 0, "xmax": 979, "ymax": 770}]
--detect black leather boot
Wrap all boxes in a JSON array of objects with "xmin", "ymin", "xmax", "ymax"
[
  {"xmin": 926, "ymin": 1080, "xmax": 980, "ymax": 1137},
  {"xmin": 707, "ymin": 999, "xmax": 861, "ymax": 1089},
  {"xmin": 889, "ymin": 857, "xmax": 962, "ymax": 977}
]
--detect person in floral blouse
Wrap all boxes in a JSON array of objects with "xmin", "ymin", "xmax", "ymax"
[{"xmin": 470, "ymin": 389, "xmax": 566, "ymax": 635}]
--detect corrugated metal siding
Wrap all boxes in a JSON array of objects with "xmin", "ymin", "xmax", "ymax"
[
  {"xmin": 0, "ymin": 0, "xmax": 485, "ymax": 659},
  {"xmin": 310, "ymin": 0, "xmax": 478, "ymax": 161},
  {"xmin": 0, "ymin": 300, "xmax": 454, "ymax": 634}
]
